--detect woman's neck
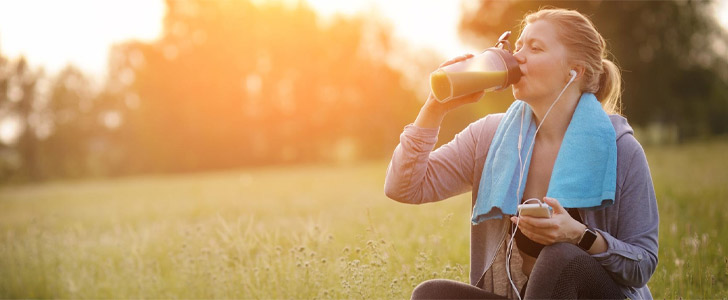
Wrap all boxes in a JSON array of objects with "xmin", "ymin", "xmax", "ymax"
[{"xmin": 529, "ymin": 87, "xmax": 582, "ymax": 144}]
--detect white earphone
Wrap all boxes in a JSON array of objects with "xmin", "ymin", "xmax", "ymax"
[{"xmin": 507, "ymin": 68, "xmax": 579, "ymax": 300}]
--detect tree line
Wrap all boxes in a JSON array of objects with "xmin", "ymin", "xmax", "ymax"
[{"xmin": 1, "ymin": 0, "xmax": 726, "ymax": 183}]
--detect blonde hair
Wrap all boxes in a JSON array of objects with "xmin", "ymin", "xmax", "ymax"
[{"xmin": 523, "ymin": 8, "xmax": 622, "ymax": 114}]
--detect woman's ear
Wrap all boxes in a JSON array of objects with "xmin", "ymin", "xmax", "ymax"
[
  {"xmin": 572, "ymin": 65, "xmax": 585, "ymax": 79},
  {"xmin": 566, "ymin": 65, "xmax": 584, "ymax": 83}
]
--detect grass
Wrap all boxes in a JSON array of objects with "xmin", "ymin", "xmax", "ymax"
[{"xmin": 1, "ymin": 139, "xmax": 727, "ymax": 298}]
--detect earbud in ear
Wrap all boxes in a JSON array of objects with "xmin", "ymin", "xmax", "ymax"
[{"xmin": 569, "ymin": 70, "xmax": 577, "ymax": 78}]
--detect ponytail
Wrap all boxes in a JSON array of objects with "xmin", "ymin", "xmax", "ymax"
[
  {"xmin": 597, "ymin": 58, "xmax": 622, "ymax": 115},
  {"xmin": 525, "ymin": 8, "xmax": 623, "ymax": 115}
]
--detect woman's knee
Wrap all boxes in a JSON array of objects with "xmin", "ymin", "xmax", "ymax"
[
  {"xmin": 530, "ymin": 243, "xmax": 591, "ymax": 282},
  {"xmin": 411, "ymin": 279, "xmax": 489, "ymax": 300},
  {"xmin": 525, "ymin": 243, "xmax": 592, "ymax": 298},
  {"xmin": 411, "ymin": 279, "xmax": 445, "ymax": 300},
  {"xmin": 538, "ymin": 242, "xmax": 586, "ymax": 264},
  {"xmin": 528, "ymin": 243, "xmax": 624, "ymax": 298}
]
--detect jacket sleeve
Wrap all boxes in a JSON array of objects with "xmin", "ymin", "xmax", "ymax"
[
  {"xmin": 383, "ymin": 118, "xmax": 485, "ymax": 204},
  {"xmin": 591, "ymin": 136, "xmax": 659, "ymax": 288}
]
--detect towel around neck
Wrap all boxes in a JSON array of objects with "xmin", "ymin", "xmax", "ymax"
[{"xmin": 471, "ymin": 93, "xmax": 616, "ymax": 225}]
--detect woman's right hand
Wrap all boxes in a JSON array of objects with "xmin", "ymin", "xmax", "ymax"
[{"xmin": 414, "ymin": 54, "xmax": 485, "ymax": 128}]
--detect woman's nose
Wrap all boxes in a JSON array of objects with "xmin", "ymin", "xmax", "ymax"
[{"xmin": 513, "ymin": 50, "xmax": 526, "ymax": 64}]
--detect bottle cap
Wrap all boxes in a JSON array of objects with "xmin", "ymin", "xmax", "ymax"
[{"xmin": 487, "ymin": 31, "xmax": 522, "ymax": 91}]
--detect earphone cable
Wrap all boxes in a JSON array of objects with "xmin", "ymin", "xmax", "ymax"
[{"xmin": 506, "ymin": 71, "xmax": 577, "ymax": 300}]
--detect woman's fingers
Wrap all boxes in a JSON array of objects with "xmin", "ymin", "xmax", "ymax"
[
  {"xmin": 442, "ymin": 90, "xmax": 483, "ymax": 109},
  {"xmin": 424, "ymin": 84, "xmax": 482, "ymax": 114},
  {"xmin": 521, "ymin": 225, "xmax": 554, "ymax": 245},
  {"xmin": 454, "ymin": 90, "xmax": 484, "ymax": 104},
  {"xmin": 521, "ymin": 215, "xmax": 558, "ymax": 229},
  {"xmin": 512, "ymin": 217, "xmax": 548, "ymax": 244},
  {"xmin": 439, "ymin": 53, "xmax": 474, "ymax": 68},
  {"xmin": 512, "ymin": 216, "xmax": 537, "ymax": 233},
  {"xmin": 519, "ymin": 227, "xmax": 544, "ymax": 244},
  {"xmin": 424, "ymin": 53, "xmax": 479, "ymax": 113},
  {"xmin": 511, "ymin": 216, "xmax": 557, "ymax": 245}
]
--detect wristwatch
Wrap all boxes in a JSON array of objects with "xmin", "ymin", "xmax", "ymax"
[{"xmin": 578, "ymin": 226, "xmax": 598, "ymax": 251}]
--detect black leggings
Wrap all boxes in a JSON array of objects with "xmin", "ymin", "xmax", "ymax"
[{"xmin": 411, "ymin": 243, "xmax": 625, "ymax": 299}]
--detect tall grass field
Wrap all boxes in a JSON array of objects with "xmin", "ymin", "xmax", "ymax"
[{"xmin": 1, "ymin": 140, "xmax": 727, "ymax": 298}]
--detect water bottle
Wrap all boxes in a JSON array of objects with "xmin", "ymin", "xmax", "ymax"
[{"xmin": 430, "ymin": 31, "xmax": 522, "ymax": 102}]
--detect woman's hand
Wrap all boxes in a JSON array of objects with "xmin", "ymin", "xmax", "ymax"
[
  {"xmin": 425, "ymin": 54, "xmax": 486, "ymax": 113},
  {"xmin": 510, "ymin": 197, "xmax": 586, "ymax": 245},
  {"xmin": 414, "ymin": 54, "xmax": 485, "ymax": 129}
]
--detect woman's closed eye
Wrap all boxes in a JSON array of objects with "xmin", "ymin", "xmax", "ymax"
[{"xmin": 515, "ymin": 42, "xmax": 541, "ymax": 53}]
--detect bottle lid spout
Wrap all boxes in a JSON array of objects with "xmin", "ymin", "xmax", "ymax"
[
  {"xmin": 489, "ymin": 31, "xmax": 521, "ymax": 90},
  {"xmin": 496, "ymin": 31, "xmax": 514, "ymax": 53}
]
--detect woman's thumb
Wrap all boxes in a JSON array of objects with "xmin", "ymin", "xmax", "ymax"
[{"xmin": 544, "ymin": 197, "xmax": 567, "ymax": 214}]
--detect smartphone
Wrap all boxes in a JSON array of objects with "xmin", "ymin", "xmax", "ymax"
[{"xmin": 517, "ymin": 203, "xmax": 553, "ymax": 218}]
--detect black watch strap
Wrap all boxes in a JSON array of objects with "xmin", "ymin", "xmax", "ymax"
[{"xmin": 578, "ymin": 226, "xmax": 598, "ymax": 251}]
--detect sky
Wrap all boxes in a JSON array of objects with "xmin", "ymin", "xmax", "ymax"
[
  {"xmin": 302, "ymin": 0, "xmax": 475, "ymax": 56},
  {"xmin": 0, "ymin": 0, "xmax": 165, "ymax": 81},
  {"xmin": 0, "ymin": 0, "xmax": 726, "ymax": 81}
]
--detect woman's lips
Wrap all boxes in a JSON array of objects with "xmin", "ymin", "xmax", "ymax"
[
  {"xmin": 514, "ymin": 74, "xmax": 524, "ymax": 85},
  {"xmin": 514, "ymin": 74, "xmax": 525, "ymax": 87}
]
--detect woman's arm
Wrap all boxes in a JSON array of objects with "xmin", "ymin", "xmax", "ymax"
[
  {"xmin": 384, "ymin": 54, "xmax": 487, "ymax": 204},
  {"xmin": 383, "ymin": 109, "xmax": 488, "ymax": 204},
  {"xmin": 590, "ymin": 136, "xmax": 659, "ymax": 288},
  {"xmin": 507, "ymin": 131, "xmax": 659, "ymax": 288}
]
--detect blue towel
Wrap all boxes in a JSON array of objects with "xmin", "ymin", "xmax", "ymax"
[{"xmin": 471, "ymin": 93, "xmax": 616, "ymax": 225}]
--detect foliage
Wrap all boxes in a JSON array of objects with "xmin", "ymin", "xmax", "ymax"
[
  {"xmin": 459, "ymin": 0, "xmax": 728, "ymax": 140},
  {"xmin": 106, "ymin": 0, "xmax": 421, "ymax": 172},
  {"xmin": 0, "ymin": 0, "xmax": 424, "ymax": 183}
]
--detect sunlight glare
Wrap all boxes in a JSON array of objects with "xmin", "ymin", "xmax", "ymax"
[
  {"xmin": 0, "ymin": 0, "xmax": 164, "ymax": 78},
  {"xmin": 717, "ymin": 0, "xmax": 728, "ymax": 29},
  {"xmin": 303, "ymin": 0, "xmax": 473, "ymax": 57},
  {"xmin": 0, "ymin": 114, "xmax": 24, "ymax": 145}
]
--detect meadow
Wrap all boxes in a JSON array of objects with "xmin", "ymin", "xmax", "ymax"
[{"xmin": 1, "ymin": 139, "xmax": 727, "ymax": 298}]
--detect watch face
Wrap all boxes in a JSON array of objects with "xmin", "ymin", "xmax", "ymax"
[{"xmin": 579, "ymin": 228, "xmax": 598, "ymax": 250}]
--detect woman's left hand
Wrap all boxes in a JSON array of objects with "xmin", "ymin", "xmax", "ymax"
[{"xmin": 510, "ymin": 197, "xmax": 586, "ymax": 245}]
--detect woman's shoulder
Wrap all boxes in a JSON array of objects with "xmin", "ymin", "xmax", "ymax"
[
  {"xmin": 470, "ymin": 113, "xmax": 505, "ymax": 136},
  {"xmin": 608, "ymin": 114, "xmax": 633, "ymax": 140},
  {"xmin": 462, "ymin": 114, "xmax": 505, "ymax": 160},
  {"xmin": 608, "ymin": 114, "xmax": 652, "ymax": 186},
  {"xmin": 608, "ymin": 114, "xmax": 643, "ymax": 153}
]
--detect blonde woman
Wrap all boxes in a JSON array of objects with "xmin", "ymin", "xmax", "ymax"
[{"xmin": 385, "ymin": 8, "xmax": 658, "ymax": 299}]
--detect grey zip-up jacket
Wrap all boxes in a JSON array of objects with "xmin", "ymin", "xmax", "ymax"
[{"xmin": 384, "ymin": 113, "xmax": 659, "ymax": 299}]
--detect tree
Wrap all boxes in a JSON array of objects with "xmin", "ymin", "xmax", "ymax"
[
  {"xmin": 107, "ymin": 0, "xmax": 422, "ymax": 173},
  {"xmin": 459, "ymin": 0, "xmax": 728, "ymax": 140},
  {"xmin": 10, "ymin": 57, "xmax": 41, "ymax": 181},
  {"xmin": 39, "ymin": 66, "xmax": 99, "ymax": 178}
]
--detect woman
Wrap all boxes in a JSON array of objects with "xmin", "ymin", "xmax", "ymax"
[{"xmin": 384, "ymin": 8, "xmax": 658, "ymax": 299}]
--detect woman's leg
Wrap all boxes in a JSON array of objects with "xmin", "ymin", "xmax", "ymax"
[
  {"xmin": 411, "ymin": 279, "xmax": 508, "ymax": 300},
  {"xmin": 524, "ymin": 242, "xmax": 625, "ymax": 299}
]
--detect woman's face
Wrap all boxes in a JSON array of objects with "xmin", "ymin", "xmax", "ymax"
[{"xmin": 512, "ymin": 20, "xmax": 572, "ymax": 103}]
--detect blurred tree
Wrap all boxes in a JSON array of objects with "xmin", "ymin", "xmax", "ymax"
[
  {"xmin": 0, "ymin": 52, "xmax": 16, "ymax": 182},
  {"xmin": 0, "ymin": 55, "xmax": 131, "ymax": 182},
  {"xmin": 107, "ymin": 0, "xmax": 422, "ymax": 173},
  {"xmin": 38, "ymin": 66, "xmax": 97, "ymax": 178},
  {"xmin": 459, "ymin": 0, "xmax": 728, "ymax": 140},
  {"xmin": 11, "ymin": 57, "xmax": 41, "ymax": 181},
  {"xmin": 2, "ymin": 0, "xmax": 434, "ymax": 183}
]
